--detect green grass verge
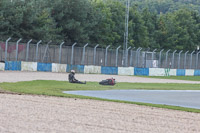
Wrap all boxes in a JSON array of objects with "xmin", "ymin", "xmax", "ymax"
[
  {"xmin": 0, "ymin": 80, "xmax": 200, "ymax": 113},
  {"xmin": 138, "ymin": 76, "xmax": 200, "ymax": 81}
]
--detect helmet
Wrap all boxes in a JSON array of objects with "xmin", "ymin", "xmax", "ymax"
[{"xmin": 71, "ymin": 70, "xmax": 75, "ymax": 74}]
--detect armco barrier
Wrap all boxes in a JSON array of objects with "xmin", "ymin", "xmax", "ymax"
[
  {"xmin": 37, "ymin": 62, "xmax": 52, "ymax": 72},
  {"xmin": 149, "ymin": 68, "xmax": 165, "ymax": 76},
  {"xmin": 176, "ymin": 69, "xmax": 185, "ymax": 76},
  {"xmin": 118, "ymin": 67, "xmax": 134, "ymax": 75},
  {"xmin": 101, "ymin": 66, "xmax": 118, "ymax": 75},
  {"xmin": 5, "ymin": 61, "xmax": 21, "ymax": 71},
  {"xmin": 67, "ymin": 65, "xmax": 84, "ymax": 73},
  {"xmin": 194, "ymin": 70, "xmax": 200, "ymax": 76},
  {"xmin": 185, "ymin": 69, "xmax": 194, "ymax": 76},
  {"xmin": 21, "ymin": 61, "xmax": 37, "ymax": 71},
  {"xmin": 52, "ymin": 63, "xmax": 67, "ymax": 73},
  {"xmin": 134, "ymin": 68, "xmax": 149, "ymax": 76},
  {"xmin": 0, "ymin": 62, "xmax": 5, "ymax": 71},
  {"xmin": 84, "ymin": 65, "xmax": 101, "ymax": 74}
]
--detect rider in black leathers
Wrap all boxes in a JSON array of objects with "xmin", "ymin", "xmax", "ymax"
[{"xmin": 68, "ymin": 70, "xmax": 86, "ymax": 84}]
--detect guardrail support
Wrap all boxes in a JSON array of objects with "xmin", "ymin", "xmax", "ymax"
[
  {"xmin": 125, "ymin": 46, "xmax": 131, "ymax": 67},
  {"xmin": 59, "ymin": 42, "xmax": 65, "ymax": 64},
  {"xmin": 184, "ymin": 51, "xmax": 189, "ymax": 69},
  {"xmin": 172, "ymin": 50, "xmax": 177, "ymax": 69},
  {"xmin": 93, "ymin": 44, "xmax": 99, "ymax": 65},
  {"xmin": 196, "ymin": 51, "xmax": 200, "ymax": 69},
  {"xmin": 105, "ymin": 45, "xmax": 110, "ymax": 66},
  {"xmin": 70, "ymin": 42, "xmax": 77, "ymax": 65},
  {"xmin": 35, "ymin": 40, "xmax": 42, "ymax": 62},
  {"xmin": 159, "ymin": 49, "xmax": 164, "ymax": 68},
  {"xmin": 5, "ymin": 37, "xmax": 11, "ymax": 61},
  {"xmin": 81, "ymin": 43, "xmax": 89, "ymax": 65},
  {"xmin": 16, "ymin": 38, "xmax": 22, "ymax": 61},
  {"xmin": 165, "ymin": 49, "xmax": 171, "ymax": 68},
  {"xmin": 26, "ymin": 39, "xmax": 32, "ymax": 61},
  {"xmin": 115, "ymin": 46, "xmax": 121, "ymax": 67}
]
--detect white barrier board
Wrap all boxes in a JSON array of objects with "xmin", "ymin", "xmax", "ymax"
[
  {"xmin": 52, "ymin": 63, "xmax": 67, "ymax": 73},
  {"xmin": 149, "ymin": 68, "xmax": 165, "ymax": 76},
  {"xmin": 118, "ymin": 67, "xmax": 134, "ymax": 75},
  {"xmin": 21, "ymin": 62, "xmax": 37, "ymax": 71},
  {"xmin": 169, "ymin": 69, "xmax": 176, "ymax": 76},
  {"xmin": 0, "ymin": 62, "xmax": 5, "ymax": 71},
  {"xmin": 185, "ymin": 69, "xmax": 194, "ymax": 76},
  {"xmin": 84, "ymin": 66, "xmax": 101, "ymax": 74}
]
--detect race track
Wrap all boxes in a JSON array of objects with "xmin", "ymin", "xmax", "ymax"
[{"xmin": 0, "ymin": 71, "xmax": 200, "ymax": 133}]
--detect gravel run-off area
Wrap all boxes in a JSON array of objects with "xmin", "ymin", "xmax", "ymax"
[{"xmin": 0, "ymin": 71, "xmax": 200, "ymax": 133}]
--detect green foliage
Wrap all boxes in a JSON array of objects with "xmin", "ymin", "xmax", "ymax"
[{"xmin": 0, "ymin": 0, "xmax": 200, "ymax": 51}]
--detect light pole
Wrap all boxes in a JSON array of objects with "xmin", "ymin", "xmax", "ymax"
[{"xmin": 123, "ymin": 0, "xmax": 130, "ymax": 67}]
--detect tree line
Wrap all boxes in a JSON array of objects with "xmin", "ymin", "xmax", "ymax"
[{"xmin": 0, "ymin": 0, "xmax": 200, "ymax": 51}]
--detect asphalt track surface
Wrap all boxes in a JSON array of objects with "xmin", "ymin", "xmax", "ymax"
[{"xmin": 64, "ymin": 90, "xmax": 200, "ymax": 109}]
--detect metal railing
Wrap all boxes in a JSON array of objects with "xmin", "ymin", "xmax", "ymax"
[{"xmin": 0, "ymin": 38, "xmax": 200, "ymax": 69}]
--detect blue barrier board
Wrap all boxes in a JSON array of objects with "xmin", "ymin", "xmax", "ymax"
[
  {"xmin": 194, "ymin": 70, "xmax": 200, "ymax": 76},
  {"xmin": 5, "ymin": 61, "xmax": 21, "ymax": 71},
  {"xmin": 67, "ymin": 65, "xmax": 84, "ymax": 73},
  {"xmin": 101, "ymin": 66, "xmax": 118, "ymax": 75},
  {"xmin": 134, "ymin": 68, "xmax": 149, "ymax": 76},
  {"xmin": 37, "ymin": 63, "xmax": 52, "ymax": 72},
  {"xmin": 176, "ymin": 69, "xmax": 185, "ymax": 76}
]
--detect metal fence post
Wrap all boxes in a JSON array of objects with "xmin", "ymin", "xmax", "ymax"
[
  {"xmin": 135, "ymin": 47, "xmax": 141, "ymax": 67},
  {"xmin": 196, "ymin": 51, "xmax": 200, "ymax": 69},
  {"xmin": 105, "ymin": 45, "xmax": 110, "ymax": 66},
  {"xmin": 15, "ymin": 38, "xmax": 22, "ymax": 61},
  {"xmin": 35, "ymin": 40, "xmax": 42, "ymax": 62},
  {"xmin": 81, "ymin": 43, "xmax": 89, "ymax": 65},
  {"xmin": 178, "ymin": 50, "xmax": 183, "ymax": 69},
  {"xmin": 115, "ymin": 46, "xmax": 121, "ymax": 67},
  {"xmin": 190, "ymin": 51, "xmax": 195, "ymax": 69},
  {"xmin": 129, "ymin": 47, "xmax": 135, "ymax": 67},
  {"xmin": 5, "ymin": 37, "xmax": 11, "ymax": 61},
  {"xmin": 93, "ymin": 44, "xmax": 99, "ymax": 65},
  {"xmin": 42, "ymin": 41, "xmax": 52, "ymax": 62},
  {"xmin": 137, "ymin": 48, "xmax": 142, "ymax": 67},
  {"xmin": 126, "ymin": 46, "xmax": 131, "ymax": 67},
  {"xmin": 70, "ymin": 42, "xmax": 77, "ymax": 65},
  {"xmin": 165, "ymin": 49, "xmax": 171, "ymax": 68},
  {"xmin": 152, "ymin": 49, "xmax": 157, "ymax": 67},
  {"xmin": 184, "ymin": 51, "xmax": 189, "ymax": 69},
  {"xmin": 59, "ymin": 42, "xmax": 65, "ymax": 64},
  {"xmin": 26, "ymin": 39, "xmax": 32, "ymax": 61},
  {"xmin": 159, "ymin": 49, "xmax": 164, "ymax": 68},
  {"xmin": 172, "ymin": 50, "xmax": 177, "ymax": 69}
]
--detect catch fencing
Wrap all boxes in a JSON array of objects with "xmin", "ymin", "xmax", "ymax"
[{"xmin": 0, "ymin": 38, "xmax": 200, "ymax": 69}]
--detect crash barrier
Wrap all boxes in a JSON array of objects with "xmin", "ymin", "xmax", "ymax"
[
  {"xmin": 84, "ymin": 65, "xmax": 101, "ymax": 74},
  {"xmin": 21, "ymin": 61, "xmax": 37, "ymax": 72},
  {"xmin": 52, "ymin": 63, "xmax": 67, "ymax": 73},
  {"xmin": 149, "ymin": 68, "xmax": 165, "ymax": 76},
  {"xmin": 67, "ymin": 65, "xmax": 84, "ymax": 73},
  {"xmin": 118, "ymin": 67, "xmax": 134, "ymax": 75},
  {"xmin": 185, "ymin": 69, "xmax": 194, "ymax": 76},
  {"xmin": 0, "ymin": 61, "xmax": 200, "ymax": 76},
  {"xmin": 0, "ymin": 62, "xmax": 5, "ymax": 71},
  {"xmin": 149, "ymin": 68, "xmax": 177, "ymax": 76},
  {"xmin": 176, "ymin": 69, "xmax": 186, "ymax": 76},
  {"xmin": 134, "ymin": 68, "xmax": 149, "ymax": 76},
  {"xmin": 37, "ymin": 62, "xmax": 52, "ymax": 72},
  {"xmin": 101, "ymin": 66, "xmax": 118, "ymax": 75},
  {"xmin": 194, "ymin": 70, "xmax": 200, "ymax": 76},
  {"xmin": 5, "ymin": 61, "xmax": 21, "ymax": 71}
]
